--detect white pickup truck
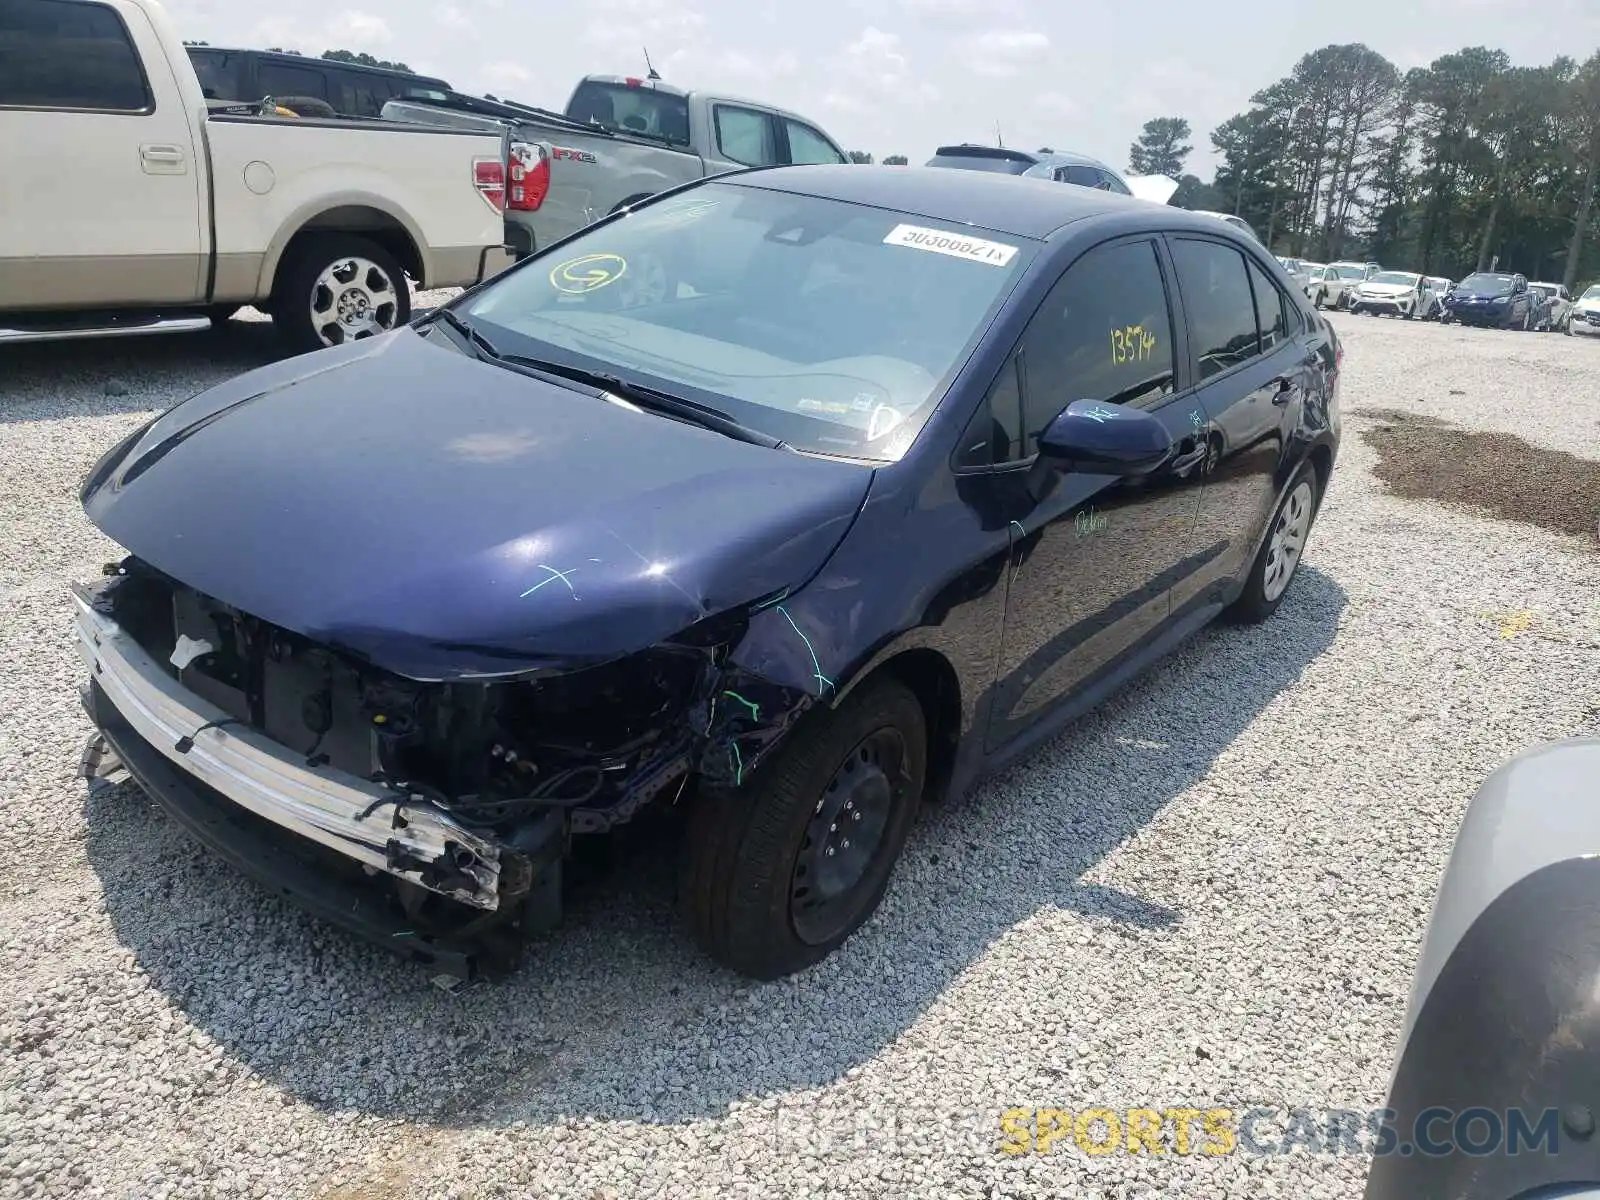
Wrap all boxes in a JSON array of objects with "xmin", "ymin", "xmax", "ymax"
[{"xmin": 0, "ymin": 0, "xmax": 515, "ymax": 352}]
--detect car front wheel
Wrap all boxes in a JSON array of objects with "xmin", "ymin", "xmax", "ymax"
[
  {"xmin": 682, "ymin": 676, "xmax": 927, "ymax": 979},
  {"xmin": 1226, "ymin": 460, "xmax": 1321, "ymax": 624}
]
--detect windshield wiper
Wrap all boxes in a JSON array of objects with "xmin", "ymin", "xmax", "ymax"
[
  {"xmin": 500, "ymin": 354, "xmax": 786, "ymax": 449},
  {"xmin": 424, "ymin": 310, "xmax": 783, "ymax": 448},
  {"xmin": 428, "ymin": 308, "xmax": 505, "ymax": 361}
]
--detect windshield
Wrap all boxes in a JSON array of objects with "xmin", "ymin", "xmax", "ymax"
[
  {"xmin": 565, "ymin": 81, "xmax": 690, "ymax": 146},
  {"xmin": 458, "ymin": 182, "xmax": 1033, "ymax": 461},
  {"xmin": 1530, "ymin": 284, "xmax": 1554, "ymax": 298},
  {"xmin": 1459, "ymin": 273, "xmax": 1515, "ymax": 295},
  {"xmin": 1369, "ymin": 272, "xmax": 1419, "ymax": 287},
  {"xmin": 1585, "ymin": 286, "xmax": 1600, "ymax": 301}
]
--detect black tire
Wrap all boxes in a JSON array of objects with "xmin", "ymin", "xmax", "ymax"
[
  {"xmin": 1313, "ymin": 291, "xmax": 1325, "ymax": 310},
  {"xmin": 1225, "ymin": 460, "xmax": 1321, "ymax": 625},
  {"xmin": 271, "ymin": 233, "xmax": 410, "ymax": 355},
  {"xmin": 682, "ymin": 676, "xmax": 927, "ymax": 980}
]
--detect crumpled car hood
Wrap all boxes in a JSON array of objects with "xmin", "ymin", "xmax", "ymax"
[{"xmin": 81, "ymin": 327, "xmax": 873, "ymax": 680}]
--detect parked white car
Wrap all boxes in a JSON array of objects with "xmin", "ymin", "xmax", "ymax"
[
  {"xmin": 1312, "ymin": 261, "xmax": 1379, "ymax": 310},
  {"xmin": 1275, "ymin": 256, "xmax": 1314, "ymax": 294},
  {"xmin": 1528, "ymin": 282, "xmax": 1573, "ymax": 332},
  {"xmin": 1568, "ymin": 283, "xmax": 1600, "ymax": 335},
  {"xmin": 1297, "ymin": 262, "xmax": 1326, "ymax": 299},
  {"xmin": 1349, "ymin": 270, "xmax": 1441, "ymax": 320}
]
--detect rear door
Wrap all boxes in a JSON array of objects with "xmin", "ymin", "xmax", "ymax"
[
  {"xmin": 0, "ymin": 0, "xmax": 204, "ymax": 309},
  {"xmin": 1166, "ymin": 235, "xmax": 1312, "ymax": 616}
]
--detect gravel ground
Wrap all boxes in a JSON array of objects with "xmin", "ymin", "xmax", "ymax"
[{"xmin": 1, "ymin": 306, "xmax": 1597, "ymax": 1199}]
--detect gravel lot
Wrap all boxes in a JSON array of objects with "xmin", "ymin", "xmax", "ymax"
[{"xmin": 2, "ymin": 305, "xmax": 1597, "ymax": 1199}]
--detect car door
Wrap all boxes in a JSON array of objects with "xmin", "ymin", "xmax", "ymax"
[
  {"xmin": 985, "ymin": 235, "xmax": 1208, "ymax": 749},
  {"xmin": 0, "ymin": 0, "xmax": 204, "ymax": 309},
  {"xmin": 1166, "ymin": 236, "xmax": 1310, "ymax": 616}
]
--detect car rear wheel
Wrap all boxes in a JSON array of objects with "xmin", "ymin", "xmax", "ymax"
[
  {"xmin": 273, "ymin": 234, "xmax": 411, "ymax": 355},
  {"xmin": 1226, "ymin": 460, "xmax": 1321, "ymax": 625},
  {"xmin": 682, "ymin": 676, "xmax": 927, "ymax": 980}
]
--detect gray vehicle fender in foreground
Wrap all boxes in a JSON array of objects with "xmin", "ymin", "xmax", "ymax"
[{"xmin": 1365, "ymin": 737, "xmax": 1600, "ymax": 1200}]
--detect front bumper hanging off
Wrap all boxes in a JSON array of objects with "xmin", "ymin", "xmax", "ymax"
[{"xmin": 73, "ymin": 588, "xmax": 563, "ymax": 978}]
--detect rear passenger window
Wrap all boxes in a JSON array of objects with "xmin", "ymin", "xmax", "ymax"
[
  {"xmin": 1018, "ymin": 238, "xmax": 1176, "ymax": 452},
  {"xmin": 257, "ymin": 61, "xmax": 329, "ymax": 102},
  {"xmin": 189, "ymin": 48, "xmax": 244, "ymax": 101},
  {"xmin": 0, "ymin": 0, "xmax": 151, "ymax": 111},
  {"xmin": 715, "ymin": 106, "xmax": 778, "ymax": 166},
  {"xmin": 1247, "ymin": 260, "xmax": 1289, "ymax": 353},
  {"xmin": 955, "ymin": 358, "xmax": 1026, "ymax": 468},
  {"xmin": 786, "ymin": 119, "xmax": 846, "ymax": 165},
  {"xmin": 335, "ymin": 73, "xmax": 395, "ymax": 118},
  {"xmin": 1171, "ymin": 238, "xmax": 1260, "ymax": 381}
]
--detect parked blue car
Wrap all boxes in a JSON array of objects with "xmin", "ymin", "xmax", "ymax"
[
  {"xmin": 1440, "ymin": 271, "xmax": 1538, "ymax": 329},
  {"xmin": 75, "ymin": 165, "xmax": 1342, "ymax": 980}
]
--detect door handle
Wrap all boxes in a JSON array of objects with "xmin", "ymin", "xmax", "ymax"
[{"xmin": 140, "ymin": 144, "xmax": 186, "ymax": 163}]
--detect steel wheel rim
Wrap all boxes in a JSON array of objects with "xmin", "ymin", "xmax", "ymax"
[
  {"xmin": 789, "ymin": 726, "xmax": 908, "ymax": 946},
  {"xmin": 311, "ymin": 256, "xmax": 399, "ymax": 346},
  {"xmin": 1262, "ymin": 479, "xmax": 1314, "ymax": 603}
]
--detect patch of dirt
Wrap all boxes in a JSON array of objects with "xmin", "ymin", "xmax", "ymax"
[{"xmin": 1354, "ymin": 408, "xmax": 1600, "ymax": 545}]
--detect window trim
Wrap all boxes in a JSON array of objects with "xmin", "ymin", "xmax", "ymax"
[
  {"xmin": 780, "ymin": 117, "xmax": 848, "ymax": 166},
  {"xmin": 1245, "ymin": 256, "xmax": 1292, "ymax": 355},
  {"xmin": 712, "ymin": 102, "xmax": 780, "ymax": 167},
  {"xmin": 950, "ymin": 232, "xmax": 1184, "ymax": 475},
  {"xmin": 0, "ymin": 0, "xmax": 156, "ymax": 115}
]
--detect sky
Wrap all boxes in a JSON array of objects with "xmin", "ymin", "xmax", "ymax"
[{"xmin": 163, "ymin": 0, "xmax": 1600, "ymax": 178}]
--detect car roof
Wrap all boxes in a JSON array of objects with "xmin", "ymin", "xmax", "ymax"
[
  {"xmin": 1025, "ymin": 150, "xmax": 1121, "ymax": 174},
  {"xmin": 193, "ymin": 47, "xmax": 451, "ymax": 87},
  {"xmin": 725, "ymin": 164, "xmax": 1227, "ymax": 240}
]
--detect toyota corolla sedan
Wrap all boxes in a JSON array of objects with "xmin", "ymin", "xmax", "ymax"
[
  {"xmin": 74, "ymin": 166, "xmax": 1341, "ymax": 982},
  {"xmin": 1440, "ymin": 271, "xmax": 1537, "ymax": 329}
]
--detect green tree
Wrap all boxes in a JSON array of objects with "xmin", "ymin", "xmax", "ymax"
[
  {"xmin": 847, "ymin": 150, "xmax": 874, "ymax": 164},
  {"xmin": 322, "ymin": 48, "xmax": 415, "ymax": 73},
  {"xmin": 1128, "ymin": 118, "xmax": 1192, "ymax": 177},
  {"xmin": 882, "ymin": 154, "xmax": 909, "ymax": 165}
]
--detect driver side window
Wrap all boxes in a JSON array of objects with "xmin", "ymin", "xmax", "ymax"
[{"xmin": 1017, "ymin": 238, "xmax": 1176, "ymax": 455}]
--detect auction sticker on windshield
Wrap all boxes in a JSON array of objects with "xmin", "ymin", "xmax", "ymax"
[{"xmin": 883, "ymin": 224, "xmax": 1018, "ymax": 267}]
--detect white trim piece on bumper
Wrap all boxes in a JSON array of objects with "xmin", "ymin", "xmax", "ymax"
[{"xmin": 72, "ymin": 589, "xmax": 502, "ymax": 910}]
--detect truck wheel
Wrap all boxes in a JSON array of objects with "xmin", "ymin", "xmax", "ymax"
[
  {"xmin": 682, "ymin": 676, "xmax": 927, "ymax": 980},
  {"xmin": 274, "ymin": 234, "xmax": 410, "ymax": 354}
]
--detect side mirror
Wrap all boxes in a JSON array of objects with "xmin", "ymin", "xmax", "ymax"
[{"xmin": 1037, "ymin": 399, "xmax": 1173, "ymax": 476}]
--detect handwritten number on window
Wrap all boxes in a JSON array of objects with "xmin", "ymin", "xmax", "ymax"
[{"xmin": 1109, "ymin": 324, "xmax": 1157, "ymax": 365}]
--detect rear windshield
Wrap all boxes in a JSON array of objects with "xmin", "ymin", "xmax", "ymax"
[
  {"xmin": 1333, "ymin": 266, "xmax": 1366, "ymax": 280},
  {"xmin": 1459, "ymin": 273, "xmax": 1515, "ymax": 294},
  {"xmin": 1370, "ymin": 272, "xmax": 1418, "ymax": 286},
  {"xmin": 1530, "ymin": 284, "xmax": 1554, "ymax": 297},
  {"xmin": 566, "ymin": 80, "xmax": 690, "ymax": 146},
  {"xmin": 461, "ymin": 182, "xmax": 1034, "ymax": 462},
  {"xmin": 925, "ymin": 151, "xmax": 1033, "ymax": 175}
]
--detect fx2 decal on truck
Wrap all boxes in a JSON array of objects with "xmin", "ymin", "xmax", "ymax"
[{"xmin": 551, "ymin": 146, "xmax": 599, "ymax": 164}]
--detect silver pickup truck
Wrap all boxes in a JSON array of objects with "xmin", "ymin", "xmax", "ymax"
[{"xmin": 383, "ymin": 75, "xmax": 849, "ymax": 259}]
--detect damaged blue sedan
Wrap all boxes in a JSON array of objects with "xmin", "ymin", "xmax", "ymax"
[{"xmin": 75, "ymin": 165, "xmax": 1341, "ymax": 980}]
